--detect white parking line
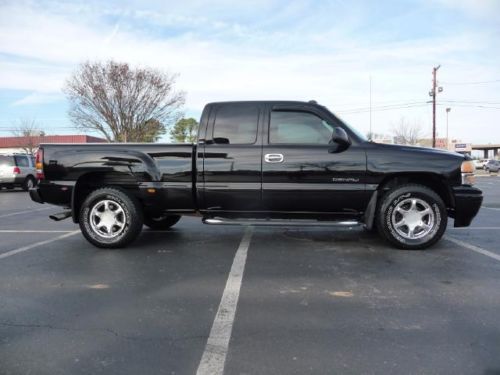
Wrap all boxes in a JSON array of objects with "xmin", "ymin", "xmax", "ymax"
[
  {"xmin": 450, "ymin": 227, "xmax": 500, "ymax": 230},
  {"xmin": 196, "ymin": 226, "xmax": 254, "ymax": 375},
  {"xmin": 483, "ymin": 206, "xmax": 500, "ymax": 211},
  {"xmin": 0, "ymin": 230, "xmax": 74, "ymax": 233},
  {"xmin": 0, "ymin": 231, "xmax": 80, "ymax": 260},
  {"xmin": 445, "ymin": 236, "xmax": 500, "ymax": 262},
  {"xmin": 0, "ymin": 207, "xmax": 52, "ymax": 218}
]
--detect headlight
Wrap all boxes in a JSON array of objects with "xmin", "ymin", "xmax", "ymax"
[{"xmin": 461, "ymin": 160, "xmax": 475, "ymax": 185}]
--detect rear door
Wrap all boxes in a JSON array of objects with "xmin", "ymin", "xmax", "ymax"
[
  {"xmin": 14, "ymin": 155, "xmax": 30, "ymax": 179},
  {"xmin": 201, "ymin": 103, "xmax": 263, "ymax": 213},
  {"xmin": 262, "ymin": 105, "xmax": 368, "ymax": 215}
]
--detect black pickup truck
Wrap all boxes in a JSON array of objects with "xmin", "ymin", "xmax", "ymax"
[{"xmin": 30, "ymin": 100, "xmax": 483, "ymax": 250}]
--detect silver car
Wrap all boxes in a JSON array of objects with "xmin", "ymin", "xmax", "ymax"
[
  {"xmin": 484, "ymin": 160, "xmax": 500, "ymax": 173},
  {"xmin": 0, "ymin": 154, "xmax": 37, "ymax": 191}
]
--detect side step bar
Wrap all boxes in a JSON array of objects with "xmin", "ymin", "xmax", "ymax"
[
  {"xmin": 202, "ymin": 217, "xmax": 361, "ymax": 227},
  {"xmin": 49, "ymin": 211, "xmax": 72, "ymax": 221}
]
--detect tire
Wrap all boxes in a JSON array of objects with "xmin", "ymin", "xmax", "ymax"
[
  {"xmin": 144, "ymin": 214, "xmax": 181, "ymax": 230},
  {"xmin": 22, "ymin": 176, "xmax": 36, "ymax": 191},
  {"xmin": 376, "ymin": 184, "xmax": 447, "ymax": 250},
  {"xmin": 79, "ymin": 187, "xmax": 143, "ymax": 248}
]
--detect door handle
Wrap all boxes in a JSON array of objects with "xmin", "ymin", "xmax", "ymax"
[{"xmin": 264, "ymin": 153, "xmax": 284, "ymax": 163}]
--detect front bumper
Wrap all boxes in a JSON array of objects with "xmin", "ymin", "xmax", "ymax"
[{"xmin": 450, "ymin": 185, "xmax": 483, "ymax": 227}]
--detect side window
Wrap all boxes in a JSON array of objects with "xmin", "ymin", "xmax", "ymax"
[
  {"xmin": 14, "ymin": 155, "xmax": 29, "ymax": 167},
  {"xmin": 213, "ymin": 105, "xmax": 259, "ymax": 144},
  {"xmin": 270, "ymin": 111, "xmax": 333, "ymax": 144}
]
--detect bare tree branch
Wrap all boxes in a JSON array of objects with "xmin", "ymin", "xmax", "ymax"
[
  {"xmin": 11, "ymin": 118, "xmax": 43, "ymax": 155},
  {"xmin": 391, "ymin": 117, "xmax": 423, "ymax": 145},
  {"xmin": 64, "ymin": 61, "xmax": 185, "ymax": 142}
]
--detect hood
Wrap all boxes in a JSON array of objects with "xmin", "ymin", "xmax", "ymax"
[{"xmin": 371, "ymin": 142, "xmax": 466, "ymax": 160}]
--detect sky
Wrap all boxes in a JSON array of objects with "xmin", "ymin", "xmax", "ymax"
[{"xmin": 0, "ymin": 0, "xmax": 499, "ymax": 144}]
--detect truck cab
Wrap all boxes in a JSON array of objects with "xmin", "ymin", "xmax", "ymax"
[{"xmin": 198, "ymin": 101, "xmax": 368, "ymax": 219}]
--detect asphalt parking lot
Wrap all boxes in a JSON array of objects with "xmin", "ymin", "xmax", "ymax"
[{"xmin": 1, "ymin": 177, "xmax": 499, "ymax": 375}]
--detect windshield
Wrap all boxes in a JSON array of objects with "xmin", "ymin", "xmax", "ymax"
[{"xmin": 323, "ymin": 107, "xmax": 368, "ymax": 142}]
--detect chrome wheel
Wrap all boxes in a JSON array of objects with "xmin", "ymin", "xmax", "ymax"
[
  {"xmin": 391, "ymin": 198, "xmax": 435, "ymax": 240},
  {"xmin": 27, "ymin": 178, "xmax": 34, "ymax": 189},
  {"xmin": 90, "ymin": 199, "xmax": 126, "ymax": 238}
]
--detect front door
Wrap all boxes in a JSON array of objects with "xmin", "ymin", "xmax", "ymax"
[{"xmin": 262, "ymin": 108, "xmax": 368, "ymax": 215}]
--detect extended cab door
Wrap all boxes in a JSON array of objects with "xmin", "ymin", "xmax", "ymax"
[
  {"xmin": 262, "ymin": 105, "xmax": 368, "ymax": 215},
  {"xmin": 200, "ymin": 103, "xmax": 263, "ymax": 213}
]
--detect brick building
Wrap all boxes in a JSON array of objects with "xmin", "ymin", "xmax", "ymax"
[{"xmin": 0, "ymin": 135, "xmax": 107, "ymax": 154}]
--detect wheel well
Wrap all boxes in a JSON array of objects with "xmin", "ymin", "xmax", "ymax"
[
  {"xmin": 377, "ymin": 173, "xmax": 454, "ymax": 208},
  {"xmin": 72, "ymin": 172, "xmax": 141, "ymax": 223}
]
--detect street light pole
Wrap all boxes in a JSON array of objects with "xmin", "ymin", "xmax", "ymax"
[{"xmin": 446, "ymin": 107, "xmax": 451, "ymax": 150}]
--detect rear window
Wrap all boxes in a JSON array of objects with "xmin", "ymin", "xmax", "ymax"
[
  {"xmin": 212, "ymin": 105, "xmax": 259, "ymax": 144},
  {"xmin": 0, "ymin": 155, "xmax": 14, "ymax": 167},
  {"xmin": 14, "ymin": 155, "xmax": 30, "ymax": 167}
]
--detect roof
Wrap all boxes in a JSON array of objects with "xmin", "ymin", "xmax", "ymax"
[
  {"xmin": 0, "ymin": 135, "xmax": 107, "ymax": 148},
  {"xmin": 206, "ymin": 100, "xmax": 320, "ymax": 106}
]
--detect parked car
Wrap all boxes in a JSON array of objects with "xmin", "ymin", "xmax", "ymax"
[
  {"xmin": 0, "ymin": 153, "xmax": 37, "ymax": 191},
  {"xmin": 473, "ymin": 159, "xmax": 490, "ymax": 170},
  {"xmin": 30, "ymin": 100, "xmax": 483, "ymax": 250},
  {"xmin": 484, "ymin": 160, "xmax": 500, "ymax": 173}
]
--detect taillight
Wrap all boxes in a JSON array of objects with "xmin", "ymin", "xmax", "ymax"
[
  {"xmin": 35, "ymin": 148, "xmax": 44, "ymax": 180},
  {"xmin": 13, "ymin": 166, "xmax": 21, "ymax": 174}
]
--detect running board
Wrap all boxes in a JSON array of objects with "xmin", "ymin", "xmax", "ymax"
[
  {"xmin": 49, "ymin": 211, "xmax": 72, "ymax": 221},
  {"xmin": 202, "ymin": 217, "xmax": 361, "ymax": 227}
]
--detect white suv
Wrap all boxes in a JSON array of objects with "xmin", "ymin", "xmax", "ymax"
[{"xmin": 0, "ymin": 154, "xmax": 37, "ymax": 191}]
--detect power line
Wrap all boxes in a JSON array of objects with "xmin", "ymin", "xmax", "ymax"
[
  {"xmin": 441, "ymin": 79, "xmax": 500, "ymax": 85},
  {"xmin": 436, "ymin": 103, "xmax": 500, "ymax": 110},
  {"xmin": 337, "ymin": 102, "xmax": 429, "ymax": 114},
  {"xmin": 440, "ymin": 100, "xmax": 500, "ymax": 105}
]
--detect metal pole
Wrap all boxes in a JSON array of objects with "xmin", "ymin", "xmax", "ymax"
[
  {"xmin": 431, "ymin": 65, "xmax": 441, "ymax": 148},
  {"xmin": 432, "ymin": 67, "xmax": 437, "ymax": 148},
  {"xmin": 369, "ymin": 75, "xmax": 372, "ymax": 138},
  {"xmin": 446, "ymin": 108, "xmax": 450, "ymax": 149}
]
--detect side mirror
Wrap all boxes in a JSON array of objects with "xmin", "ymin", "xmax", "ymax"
[{"xmin": 329, "ymin": 127, "xmax": 351, "ymax": 153}]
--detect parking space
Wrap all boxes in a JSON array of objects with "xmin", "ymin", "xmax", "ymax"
[{"xmin": 0, "ymin": 178, "xmax": 499, "ymax": 374}]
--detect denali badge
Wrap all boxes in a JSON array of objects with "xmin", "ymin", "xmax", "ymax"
[{"xmin": 332, "ymin": 177, "xmax": 360, "ymax": 183}]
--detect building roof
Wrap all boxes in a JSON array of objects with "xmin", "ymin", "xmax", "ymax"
[{"xmin": 0, "ymin": 135, "xmax": 107, "ymax": 148}]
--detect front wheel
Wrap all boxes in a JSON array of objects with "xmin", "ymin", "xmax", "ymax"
[
  {"xmin": 79, "ymin": 187, "xmax": 143, "ymax": 248},
  {"xmin": 376, "ymin": 184, "xmax": 447, "ymax": 250}
]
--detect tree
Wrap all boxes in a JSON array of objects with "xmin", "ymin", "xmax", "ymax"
[
  {"xmin": 170, "ymin": 118, "xmax": 199, "ymax": 143},
  {"xmin": 64, "ymin": 61, "xmax": 185, "ymax": 142},
  {"xmin": 11, "ymin": 118, "xmax": 43, "ymax": 155},
  {"xmin": 392, "ymin": 117, "xmax": 423, "ymax": 145}
]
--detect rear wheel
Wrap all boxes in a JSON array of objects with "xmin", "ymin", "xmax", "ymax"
[
  {"xmin": 376, "ymin": 184, "xmax": 447, "ymax": 250},
  {"xmin": 144, "ymin": 214, "xmax": 181, "ymax": 230},
  {"xmin": 79, "ymin": 187, "xmax": 143, "ymax": 248},
  {"xmin": 22, "ymin": 176, "xmax": 36, "ymax": 191}
]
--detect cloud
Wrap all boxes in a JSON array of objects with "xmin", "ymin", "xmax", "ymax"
[
  {"xmin": 0, "ymin": 0, "xmax": 499, "ymax": 143},
  {"xmin": 12, "ymin": 92, "xmax": 64, "ymax": 106}
]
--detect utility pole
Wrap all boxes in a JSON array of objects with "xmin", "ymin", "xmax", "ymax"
[{"xmin": 429, "ymin": 65, "xmax": 442, "ymax": 148}]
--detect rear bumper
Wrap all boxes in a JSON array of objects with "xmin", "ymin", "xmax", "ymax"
[
  {"xmin": 0, "ymin": 176, "xmax": 15, "ymax": 184},
  {"xmin": 450, "ymin": 185, "xmax": 483, "ymax": 227}
]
